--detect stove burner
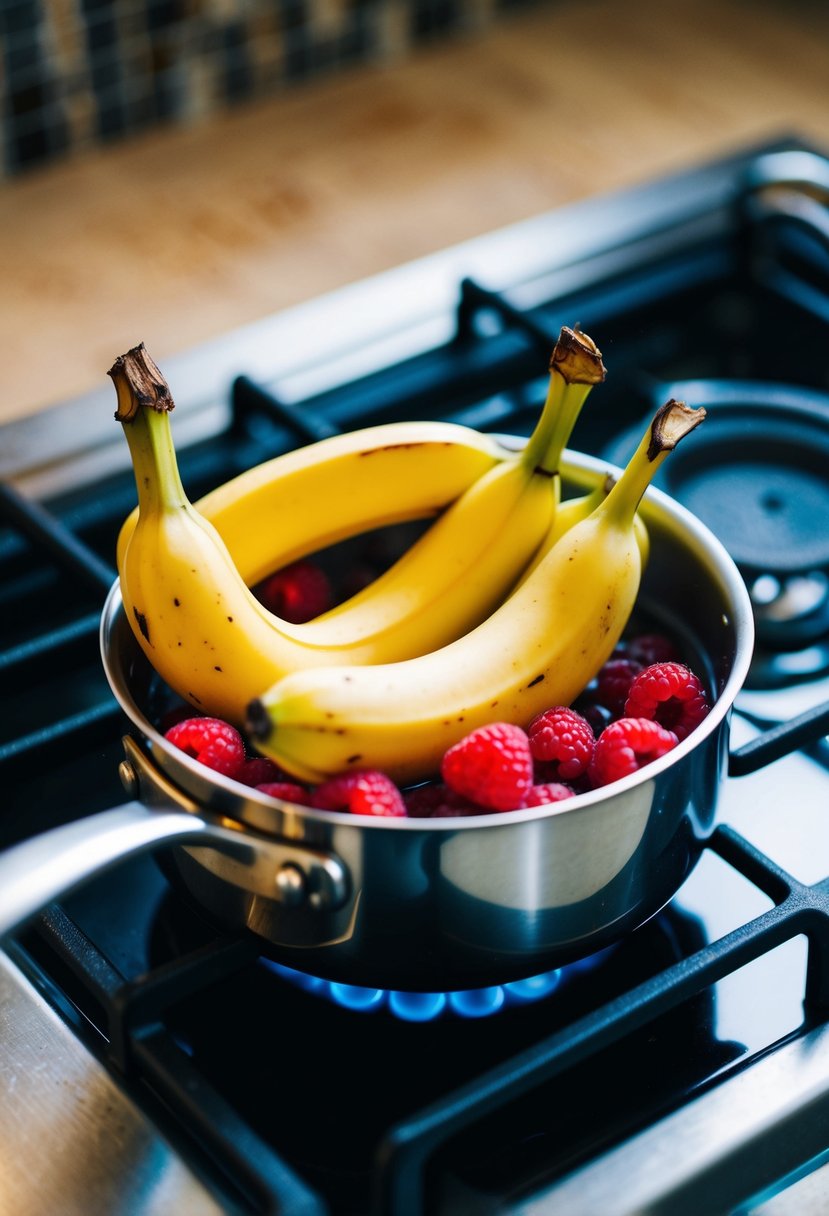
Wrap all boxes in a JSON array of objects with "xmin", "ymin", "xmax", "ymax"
[
  {"xmin": 607, "ymin": 381, "xmax": 829, "ymax": 575},
  {"xmin": 750, "ymin": 572, "xmax": 829, "ymax": 650},
  {"xmin": 604, "ymin": 381, "xmax": 829, "ymax": 655},
  {"xmin": 259, "ymin": 953, "xmax": 611, "ymax": 1022}
]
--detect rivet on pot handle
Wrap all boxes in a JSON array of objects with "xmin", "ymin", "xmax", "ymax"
[
  {"xmin": 123, "ymin": 736, "xmax": 351, "ymax": 913},
  {"xmin": 0, "ymin": 738, "xmax": 350, "ymax": 943},
  {"xmin": 729, "ymin": 699, "xmax": 829, "ymax": 777}
]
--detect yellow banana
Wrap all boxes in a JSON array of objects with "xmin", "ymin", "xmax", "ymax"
[
  {"xmin": 112, "ymin": 333, "xmax": 601, "ymax": 727},
  {"xmin": 246, "ymin": 400, "xmax": 705, "ymax": 786},
  {"xmin": 515, "ymin": 472, "xmax": 650, "ymax": 588},
  {"xmin": 116, "ymin": 419, "xmax": 510, "ymax": 584},
  {"xmin": 291, "ymin": 326, "xmax": 605, "ymax": 657},
  {"xmin": 112, "ymin": 345, "xmax": 385, "ymax": 727}
]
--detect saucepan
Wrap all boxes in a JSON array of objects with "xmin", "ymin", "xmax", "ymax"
[{"xmin": 1, "ymin": 450, "xmax": 827, "ymax": 991}]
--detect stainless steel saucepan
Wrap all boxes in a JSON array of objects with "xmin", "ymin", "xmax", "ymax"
[{"xmin": 2, "ymin": 451, "xmax": 827, "ymax": 991}]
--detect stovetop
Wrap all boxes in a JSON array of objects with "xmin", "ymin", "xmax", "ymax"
[{"xmin": 2, "ymin": 136, "xmax": 829, "ymax": 1216}]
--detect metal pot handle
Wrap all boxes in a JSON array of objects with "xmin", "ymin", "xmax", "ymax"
[
  {"xmin": 0, "ymin": 801, "xmax": 251, "ymax": 942},
  {"xmin": 0, "ymin": 737, "xmax": 351, "ymax": 943},
  {"xmin": 729, "ymin": 698, "xmax": 829, "ymax": 777}
]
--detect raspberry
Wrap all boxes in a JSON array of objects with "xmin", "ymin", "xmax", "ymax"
[
  {"xmin": 404, "ymin": 784, "xmax": 483, "ymax": 818},
  {"xmin": 589, "ymin": 718, "xmax": 678, "ymax": 787},
  {"xmin": 311, "ymin": 770, "xmax": 407, "ymax": 818},
  {"xmin": 626, "ymin": 633, "xmax": 680, "ymax": 667},
  {"xmin": 256, "ymin": 781, "xmax": 315, "ymax": 806},
  {"xmin": 257, "ymin": 560, "xmax": 332, "ymax": 623},
  {"xmin": 524, "ymin": 782, "xmax": 575, "ymax": 806},
  {"xmin": 527, "ymin": 707, "xmax": 595, "ymax": 781},
  {"xmin": 235, "ymin": 756, "xmax": 291, "ymax": 787},
  {"xmin": 624, "ymin": 661, "xmax": 710, "ymax": 741},
  {"xmin": 594, "ymin": 658, "xmax": 643, "ymax": 718},
  {"xmin": 164, "ymin": 716, "xmax": 245, "ymax": 778},
  {"xmin": 441, "ymin": 723, "xmax": 534, "ymax": 811}
]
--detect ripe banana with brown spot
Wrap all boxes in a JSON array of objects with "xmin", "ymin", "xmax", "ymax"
[{"xmin": 246, "ymin": 400, "xmax": 705, "ymax": 786}]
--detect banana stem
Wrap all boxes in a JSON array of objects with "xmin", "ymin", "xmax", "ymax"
[
  {"xmin": 600, "ymin": 399, "xmax": 706, "ymax": 529},
  {"xmin": 523, "ymin": 327, "xmax": 606, "ymax": 475},
  {"xmin": 110, "ymin": 345, "xmax": 187, "ymax": 514}
]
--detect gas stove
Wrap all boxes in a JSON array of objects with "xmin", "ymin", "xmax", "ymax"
[{"xmin": 2, "ymin": 136, "xmax": 829, "ymax": 1216}]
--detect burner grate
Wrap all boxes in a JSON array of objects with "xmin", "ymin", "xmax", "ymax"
[
  {"xmin": 13, "ymin": 817, "xmax": 829, "ymax": 1216},
  {"xmin": 379, "ymin": 824, "xmax": 829, "ymax": 1214},
  {"xmin": 0, "ymin": 479, "xmax": 119, "ymax": 784}
]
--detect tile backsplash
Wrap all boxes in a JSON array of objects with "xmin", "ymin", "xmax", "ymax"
[{"xmin": 1, "ymin": 0, "xmax": 522, "ymax": 177}]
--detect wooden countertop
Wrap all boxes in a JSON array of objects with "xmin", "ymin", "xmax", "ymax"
[{"xmin": 2, "ymin": 0, "xmax": 828, "ymax": 424}]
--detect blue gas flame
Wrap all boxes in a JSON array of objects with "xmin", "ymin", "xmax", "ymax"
[{"xmin": 262, "ymin": 951, "xmax": 609, "ymax": 1022}]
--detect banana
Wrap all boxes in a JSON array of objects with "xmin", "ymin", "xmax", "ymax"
[
  {"xmin": 117, "ymin": 328, "xmax": 604, "ymax": 597},
  {"xmin": 112, "ymin": 344, "xmax": 369, "ymax": 727},
  {"xmin": 515, "ymin": 472, "xmax": 650, "ymax": 588},
  {"xmin": 289, "ymin": 325, "xmax": 605, "ymax": 657},
  {"xmin": 112, "ymin": 334, "xmax": 600, "ymax": 727},
  {"xmin": 116, "ymin": 419, "xmax": 510, "ymax": 584},
  {"xmin": 246, "ymin": 400, "xmax": 705, "ymax": 786}
]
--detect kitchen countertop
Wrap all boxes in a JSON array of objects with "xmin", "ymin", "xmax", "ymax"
[{"xmin": 1, "ymin": 0, "xmax": 828, "ymax": 424}]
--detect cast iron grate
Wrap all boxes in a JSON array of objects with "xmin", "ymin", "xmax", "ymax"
[{"xmin": 10, "ymin": 816, "xmax": 829, "ymax": 1216}]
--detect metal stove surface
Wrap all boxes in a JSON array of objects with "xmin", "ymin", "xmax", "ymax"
[{"xmin": 2, "ymin": 136, "xmax": 829, "ymax": 1215}]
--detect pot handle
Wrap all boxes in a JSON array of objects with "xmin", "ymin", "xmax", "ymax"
[
  {"xmin": 0, "ymin": 801, "xmax": 253, "ymax": 943},
  {"xmin": 728, "ymin": 698, "xmax": 829, "ymax": 777}
]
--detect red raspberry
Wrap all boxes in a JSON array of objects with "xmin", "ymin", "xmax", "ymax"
[
  {"xmin": 256, "ymin": 781, "xmax": 315, "ymax": 806},
  {"xmin": 257, "ymin": 560, "xmax": 333, "ymax": 623},
  {"xmin": 624, "ymin": 661, "xmax": 710, "ymax": 741},
  {"xmin": 404, "ymin": 784, "xmax": 484, "ymax": 818},
  {"xmin": 524, "ymin": 782, "xmax": 575, "ymax": 806},
  {"xmin": 311, "ymin": 770, "xmax": 407, "ymax": 818},
  {"xmin": 594, "ymin": 658, "xmax": 643, "ymax": 718},
  {"xmin": 164, "ymin": 716, "xmax": 245, "ymax": 778},
  {"xmin": 527, "ymin": 707, "xmax": 595, "ymax": 781},
  {"xmin": 235, "ymin": 756, "xmax": 291, "ymax": 787},
  {"xmin": 626, "ymin": 633, "xmax": 680, "ymax": 667},
  {"xmin": 441, "ymin": 723, "xmax": 534, "ymax": 811},
  {"xmin": 589, "ymin": 717, "xmax": 678, "ymax": 787}
]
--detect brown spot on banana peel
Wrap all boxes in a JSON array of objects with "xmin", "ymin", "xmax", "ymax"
[
  {"xmin": 133, "ymin": 607, "xmax": 150, "ymax": 643},
  {"xmin": 549, "ymin": 327, "xmax": 607, "ymax": 385},
  {"xmin": 359, "ymin": 442, "xmax": 431, "ymax": 456}
]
